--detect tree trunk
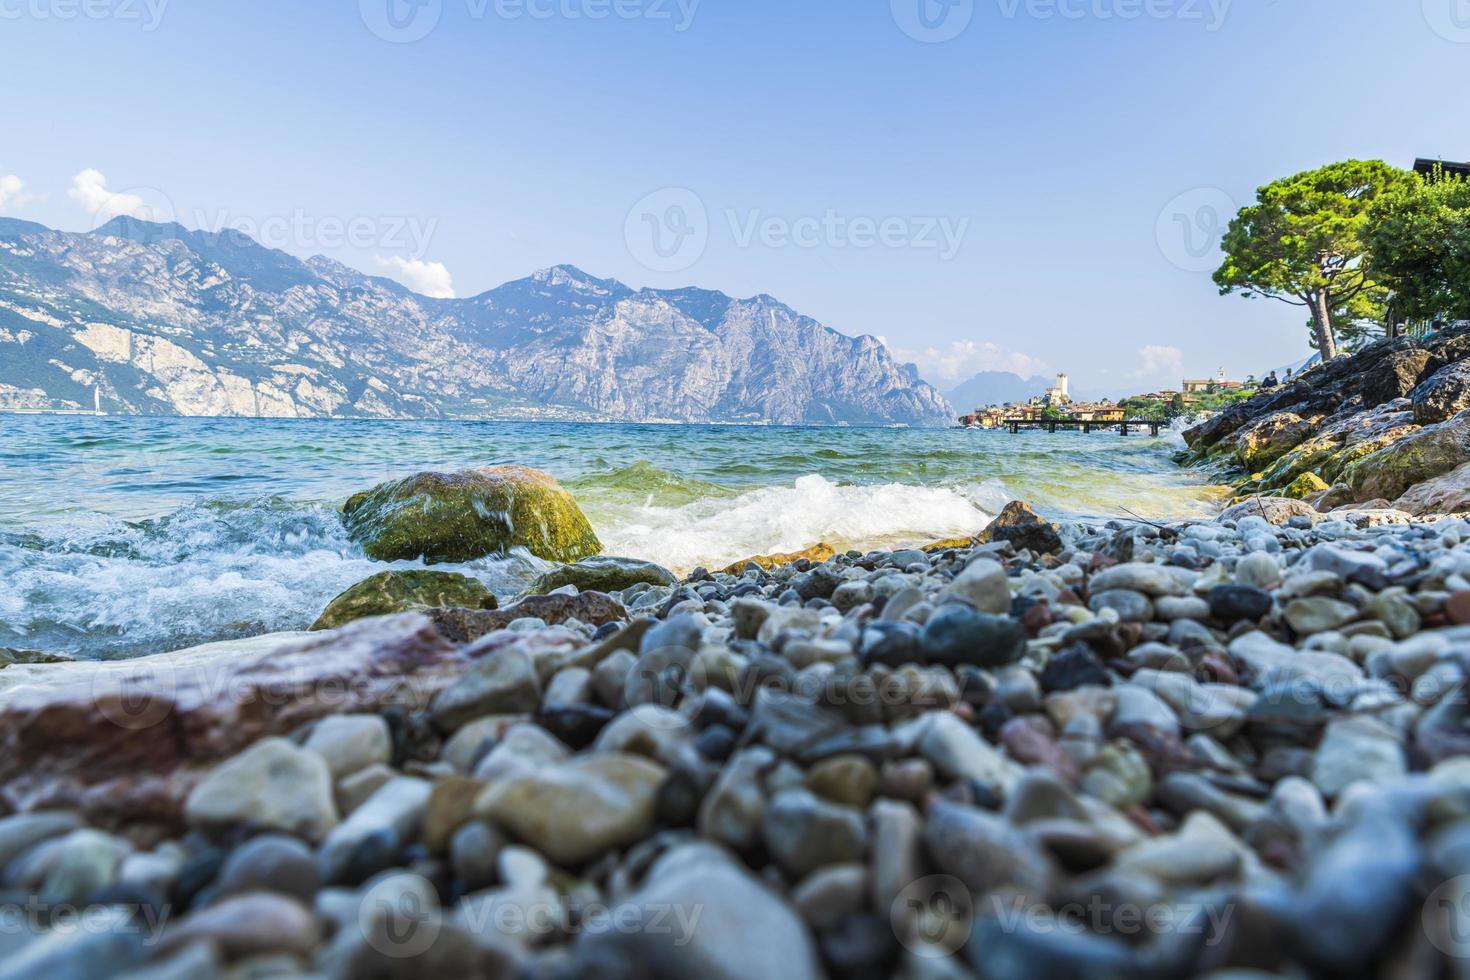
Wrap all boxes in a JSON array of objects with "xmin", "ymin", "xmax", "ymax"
[{"xmin": 1309, "ymin": 291, "xmax": 1338, "ymax": 360}]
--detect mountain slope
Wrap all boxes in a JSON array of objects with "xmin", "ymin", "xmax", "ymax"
[
  {"xmin": 0, "ymin": 221, "xmax": 952, "ymax": 425},
  {"xmin": 945, "ymin": 371, "xmax": 1053, "ymax": 410}
]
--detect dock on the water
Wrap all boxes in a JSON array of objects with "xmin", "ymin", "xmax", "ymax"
[{"xmin": 1004, "ymin": 418, "xmax": 1163, "ymax": 436}]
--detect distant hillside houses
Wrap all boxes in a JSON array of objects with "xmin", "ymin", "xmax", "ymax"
[{"xmin": 957, "ymin": 367, "xmax": 1246, "ymax": 427}]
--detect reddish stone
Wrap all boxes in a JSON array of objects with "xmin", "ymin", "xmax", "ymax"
[
  {"xmin": 1198, "ymin": 652, "xmax": 1239, "ymax": 686},
  {"xmin": 0, "ymin": 614, "xmax": 468, "ymax": 825},
  {"xmin": 1448, "ymin": 591, "xmax": 1470, "ymax": 626},
  {"xmin": 1021, "ymin": 602, "xmax": 1054, "ymax": 636},
  {"xmin": 999, "ymin": 716, "xmax": 1079, "ymax": 782}
]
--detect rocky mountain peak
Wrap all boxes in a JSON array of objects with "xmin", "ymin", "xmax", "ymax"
[{"xmin": 0, "ymin": 218, "xmax": 954, "ymax": 425}]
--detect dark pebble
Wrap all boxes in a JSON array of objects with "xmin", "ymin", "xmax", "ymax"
[
  {"xmin": 538, "ymin": 703, "xmax": 615, "ymax": 749},
  {"xmin": 1208, "ymin": 584, "xmax": 1274, "ymax": 623},
  {"xmin": 919, "ymin": 605, "xmax": 1027, "ymax": 669},
  {"xmin": 1039, "ymin": 644, "xmax": 1111, "ymax": 692}
]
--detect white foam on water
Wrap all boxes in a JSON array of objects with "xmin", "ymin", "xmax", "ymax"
[
  {"xmin": 598, "ymin": 473, "xmax": 1006, "ymax": 574},
  {"xmin": 0, "ymin": 498, "xmax": 545, "ymax": 659}
]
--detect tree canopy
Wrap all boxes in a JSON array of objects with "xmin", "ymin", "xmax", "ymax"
[
  {"xmin": 1367, "ymin": 167, "xmax": 1470, "ymax": 323},
  {"xmin": 1214, "ymin": 160, "xmax": 1415, "ymax": 360}
]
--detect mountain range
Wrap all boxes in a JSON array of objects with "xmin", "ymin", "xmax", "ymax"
[
  {"xmin": 0, "ymin": 217, "xmax": 953, "ymax": 426},
  {"xmin": 944, "ymin": 371, "xmax": 1055, "ymax": 411}
]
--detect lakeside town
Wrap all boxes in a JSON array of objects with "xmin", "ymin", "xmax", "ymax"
[{"xmin": 956, "ymin": 368, "xmax": 1257, "ymax": 429}]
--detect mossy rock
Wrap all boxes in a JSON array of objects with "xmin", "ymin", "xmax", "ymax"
[
  {"xmin": 721, "ymin": 543, "xmax": 837, "ymax": 575},
  {"xmin": 1344, "ymin": 411, "xmax": 1470, "ymax": 502},
  {"xmin": 343, "ymin": 466, "xmax": 603, "ymax": 565},
  {"xmin": 310, "ymin": 570, "xmax": 498, "ymax": 631},
  {"xmin": 1283, "ymin": 472, "xmax": 1330, "ymax": 500},
  {"xmin": 530, "ymin": 556, "xmax": 678, "ymax": 595}
]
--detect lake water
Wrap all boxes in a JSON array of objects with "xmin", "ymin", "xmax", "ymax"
[{"xmin": 0, "ymin": 416, "xmax": 1226, "ymax": 658}]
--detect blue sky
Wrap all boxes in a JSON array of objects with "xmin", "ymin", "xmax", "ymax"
[{"xmin": 1, "ymin": 0, "xmax": 1466, "ymax": 396}]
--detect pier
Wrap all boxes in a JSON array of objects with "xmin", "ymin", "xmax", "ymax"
[{"xmin": 1004, "ymin": 418, "xmax": 1163, "ymax": 436}]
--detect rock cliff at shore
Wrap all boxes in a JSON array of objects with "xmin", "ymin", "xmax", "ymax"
[{"xmin": 1184, "ymin": 326, "xmax": 1470, "ymax": 516}]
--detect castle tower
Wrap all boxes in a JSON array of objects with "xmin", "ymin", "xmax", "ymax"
[{"xmin": 1056, "ymin": 373, "xmax": 1069, "ymax": 400}]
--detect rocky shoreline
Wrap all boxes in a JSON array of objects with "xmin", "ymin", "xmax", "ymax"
[
  {"xmin": 3, "ymin": 471, "xmax": 1470, "ymax": 978},
  {"xmin": 1182, "ymin": 324, "xmax": 1470, "ymax": 516}
]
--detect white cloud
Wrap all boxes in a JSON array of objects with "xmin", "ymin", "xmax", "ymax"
[
  {"xmin": 0, "ymin": 175, "xmax": 36, "ymax": 214},
  {"xmin": 1130, "ymin": 344, "xmax": 1186, "ymax": 387},
  {"xmin": 890, "ymin": 339, "xmax": 1049, "ymax": 388},
  {"xmin": 375, "ymin": 256, "xmax": 456, "ymax": 299},
  {"xmin": 67, "ymin": 169, "xmax": 151, "ymax": 222}
]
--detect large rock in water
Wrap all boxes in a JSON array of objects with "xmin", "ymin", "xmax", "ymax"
[
  {"xmin": 309, "ymin": 570, "xmax": 497, "ymax": 631},
  {"xmin": 342, "ymin": 465, "xmax": 602, "ymax": 564},
  {"xmin": 530, "ymin": 555, "xmax": 677, "ymax": 595}
]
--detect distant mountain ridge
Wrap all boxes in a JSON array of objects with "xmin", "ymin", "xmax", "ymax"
[
  {"xmin": 0, "ymin": 218, "xmax": 953, "ymax": 425},
  {"xmin": 945, "ymin": 371, "xmax": 1054, "ymax": 410}
]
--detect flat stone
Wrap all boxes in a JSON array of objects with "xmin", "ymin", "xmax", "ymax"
[
  {"xmin": 425, "ymin": 591, "xmax": 628, "ymax": 644},
  {"xmin": 304, "ymin": 715, "xmax": 392, "ymax": 781},
  {"xmin": 1311, "ymin": 716, "xmax": 1406, "ymax": 798},
  {"xmin": 431, "ymin": 646, "xmax": 542, "ymax": 732},
  {"xmin": 161, "ymin": 892, "xmax": 319, "ymax": 959},
  {"xmin": 791, "ymin": 863, "xmax": 868, "ymax": 931},
  {"xmin": 760, "ymin": 789, "xmax": 868, "ymax": 878},
  {"xmin": 917, "ymin": 711, "xmax": 1021, "ymax": 795},
  {"xmin": 318, "ymin": 776, "xmax": 432, "ymax": 885},
  {"xmin": 924, "ymin": 799, "xmax": 1053, "ymax": 895},
  {"xmin": 215, "ymin": 834, "xmax": 321, "ymax": 903},
  {"xmin": 1219, "ymin": 497, "xmax": 1319, "ymax": 526},
  {"xmin": 806, "ymin": 754, "xmax": 878, "ymax": 807},
  {"xmin": 424, "ymin": 776, "xmax": 486, "ymax": 855},
  {"xmin": 474, "ymin": 723, "xmax": 572, "ymax": 789},
  {"xmin": 185, "ymin": 738, "xmax": 338, "ymax": 842},
  {"xmin": 0, "ymin": 616, "xmax": 462, "ymax": 821},
  {"xmin": 1208, "ymin": 585, "xmax": 1274, "ymax": 624},
  {"xmin": 475, "ymin": 753, "xmax": 664, "ymax": 866},
  {"xmin": 943, "ymin": 559, "xmax": 1011, "ymax": 614},
  {"xmin": 575, "ymin": 842, "xmax": 822, "ymax": 980},
  {"xmin": 1088, "ymin": 588, "xmax": 1152, "ymax": 622},
  {"xmin": 0, "ymin": 811, "xmax": 84, "ymax": 870},
  {"xmin": 1088, "ymin": 562, "xmax": 1188, "ymax": 597},
  {"xmin": 531, "ymin": 555, "xmax": 677, "ymax": 595},
  {"xmin": 919, "ymin": 605, "xmax": 1027, "ymax": 669},
  {"xmin": 698, "ymin": 747, "xmax": 772, "ymax": 850},
  {"xmin": 1284, "ymin": 597, "xmax": 1360, "ymax": 635}
]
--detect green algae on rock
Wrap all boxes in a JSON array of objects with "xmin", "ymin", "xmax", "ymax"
[
  {"xmin": 310, "ymin": 570, "xmax": 498, "ymax": 631},
  {"xmin": 342, "ymin": 466, "xmax": 602, "ymax": 564},
  {"xmin": 529, "ymin": 555, "xmax": 677, "ymax": 596},
  {"xmin": 1283, "ymin": 472, "xmax": 1330, "ymax": 500}
]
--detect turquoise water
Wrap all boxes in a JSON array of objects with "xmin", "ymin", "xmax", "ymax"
[{"xmin": 0, "ymin": 416, "xmax": 1224, "ymax": 658}]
